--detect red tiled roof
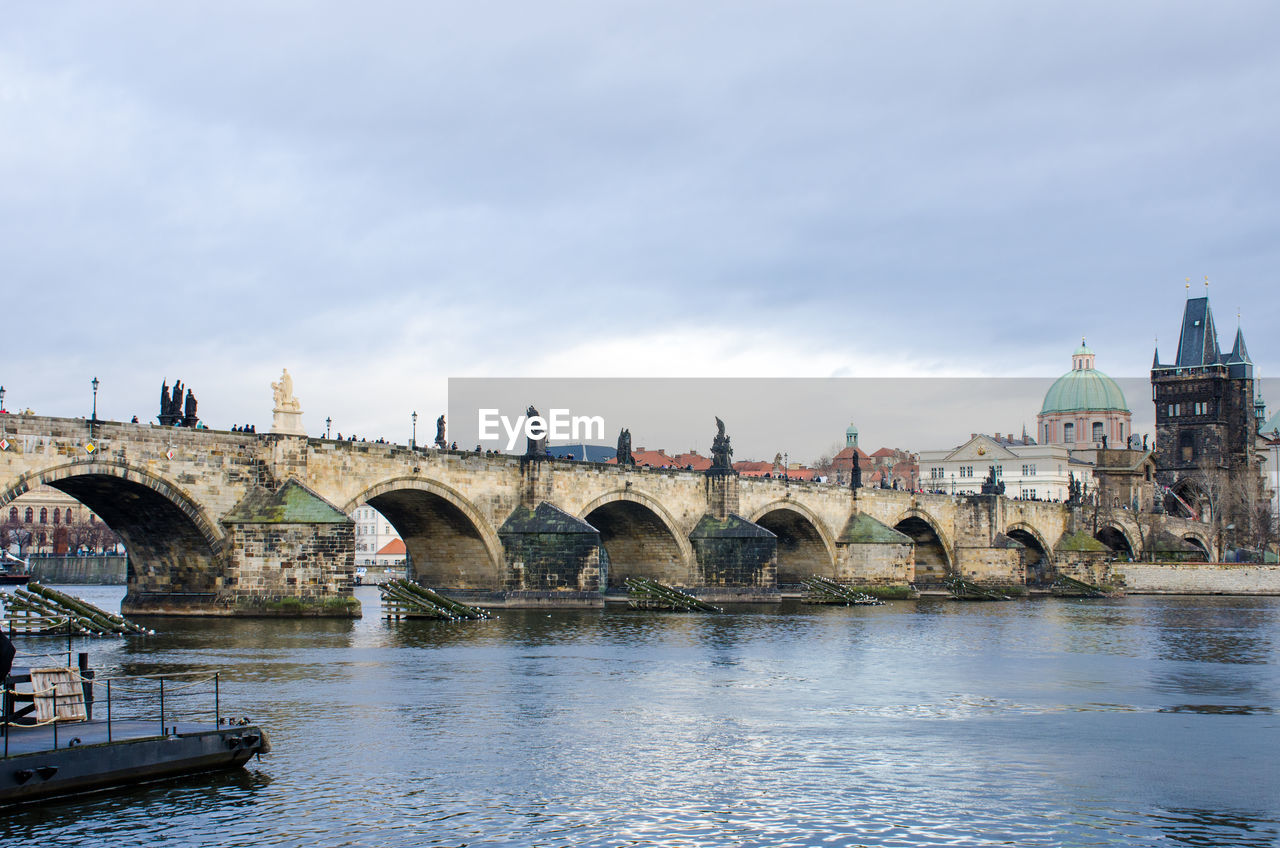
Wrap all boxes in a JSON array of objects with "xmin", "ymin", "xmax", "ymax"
[
  {"xmin": 673, "ymin": 452, "xmax": 712, "ymax": 470},
  {"xmin": 872, "ymin": 447, "xmax": 896, "ymax": 457},
  {"xmin": 833, "ymin": 446, "xmax": 871, "ymax": 461},
  {"xmin": 376, "ymin": 539, "xmax": 406, "ymax": 556}
]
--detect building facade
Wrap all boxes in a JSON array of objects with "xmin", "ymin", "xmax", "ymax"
[
  {"xmin": 1, "ymin": 485, "xmax": 120, "ymax": 556},
  {"xmin": 352, "ymin": 504, "xmax": 403, "ymax": 566},
  {"xmin": 918, "ymin": 433, "xmax": 1088, "ymax": 501}
]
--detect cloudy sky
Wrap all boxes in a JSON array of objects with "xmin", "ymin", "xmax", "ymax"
[{"xmin": 3, "ymin": 2, "xmax": 1277, "ymax": 455}]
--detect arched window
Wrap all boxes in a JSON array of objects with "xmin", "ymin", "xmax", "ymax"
[
  {"xmin": 8, "ymin": 507, "xmax": 16, "ymax": 523},
  {"xmin": 53, "ymin": 509, "xmax": 60, "ymax": 525},
  {"xmin": 1092, "ymin": 422, "xmax": 1104, "ymax": 443},
  {"xmin": 24, "ymin": 507, "xmax": 33, "ymax": 523},
  {"xmin": 39, "ymin": 508, "xmax": 48, "ymax": 524},
  {"xmin": 65, "ymin": 508, "xmax": 73, "ymax": 524}
]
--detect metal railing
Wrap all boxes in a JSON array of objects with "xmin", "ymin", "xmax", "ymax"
[{"xmin": 3, "ymin": 659, "xmax": 224, "ymax": 757}]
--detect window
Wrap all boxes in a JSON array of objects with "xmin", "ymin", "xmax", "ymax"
[
  {"xmin": 994, "ymin": 465, "xmax": 1003, "ymax": 477},
  {"xmin": 25, "ymin": 507, "xmax": 34, "ymax": 523},
  {"xmin": 53, "ymin": 509, "xmax": 60, "ymax": 525},
  {"xmin": 39, "ymin": 508, "xmax": 48, "ymax": 524},
  {"xmin": 959, "ymin": 466, "xmax": 974, "ymax": 478},
  {"xmin": 1063, "ymin": 423, "xmax": 1074, "ymax": 443},
  {"xmin": 1092, "ymin": 422, "xmax": 1104, "ymax": 443},
  {"xmin": 1180, "ymin": 431, "xmax": 1195, "ymax": 463},
  {"xmin": 65, "ymin": 508, "xmax": 73, "ymax": 524},
  {"xmin": 1022, "ymin": 464, "xmax": 1036, "ymax": 476},
  {"xmin": 8, "ymin": 507, "xmax": 16, "ymax": 523}
]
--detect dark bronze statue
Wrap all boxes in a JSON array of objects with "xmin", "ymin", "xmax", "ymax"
[
  {"xmin": 851, "ymin": 452, "xmax": 862, "ymax": 491},
  {"xmin": 980, "ymin": 465, "xmax": 1005, "ymax": 496},
  {"xmin": 434, "ymin": 414, "xmax": 447, "ymax": 448},
  {"xmin": 710, "ymin": 417, "xmax": 733, "ymax": 470},
  {"xmin": 524, "ymin": 405, "xmax": 548, "ymax": 457},
  {"xmin": 158, "ymin": 382, "xmax": 173, "ymax": 426},
  {"xmin": 182, "ymin": 389, "xmax": 198, "ymax": 428},
  {"xmin": 616, "ymin": 428, "xmax": 634, "ymax": 467}
]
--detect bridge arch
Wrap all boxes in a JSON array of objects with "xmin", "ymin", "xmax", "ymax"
[
  {"xmin": 891, "ymin": 508, "xmax": 953, "ymax": 584},
  {"xmin": 0, "ymin": 460, "xmax": 225, "ymax": 597},
  {"xmin": 1095, "ymin": 524, "xmax": 1137, "ymax": 561},
  {"xmin": 748, "ymin": 500, "xmax": 836, "ymax": 584},
  {"xmin": 344, "ymin": 477, "xmax": 503, "ymax": 590},
  {"xmin": 1182, "ymin": 534, "xmax": 1211, "ymax": 561},
  {"xmin": 579, "ymin": 489, "xmax": 694, "ymax": 588},
  {"xmin": 1005, "ymin": 522, "xmax": 1053, "ymax": 585}
]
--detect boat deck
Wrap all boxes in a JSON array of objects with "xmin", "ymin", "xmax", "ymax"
[{"xmin": 4, "ymin": 719, "xmax": 227, "ymax": 756}]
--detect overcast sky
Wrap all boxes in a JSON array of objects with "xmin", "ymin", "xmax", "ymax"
[{"xmin": 3, "ymin": 2, "xmax": 1277, "ymax": 455}]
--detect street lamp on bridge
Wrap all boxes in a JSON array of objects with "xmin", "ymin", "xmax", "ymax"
[
  {"xmin": 91, "ymin": 377, "xmax": 99, "ymax": 422},
  {"xmin": 411, "ymin": 411, "xmax": 418, "ymax": 450},
  {"xmin": 0, "ymin": 385, "xmax": 6, "ymax": 413},
  {"xmin": 326, "ymin": 416, "xmax": 332, "ymax": 439}
]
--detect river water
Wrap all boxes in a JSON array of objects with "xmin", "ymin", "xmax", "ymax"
[{"xmin": 2, "ymin": 587, "xmax": 1278, "ymax": 847}]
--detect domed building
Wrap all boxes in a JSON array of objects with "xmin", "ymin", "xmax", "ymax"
[{"xmin": 1038, "ymin": 340, "xmax": 1132, "ymax": 447}]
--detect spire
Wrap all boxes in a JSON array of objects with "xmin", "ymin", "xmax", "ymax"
[
  {"xmin": 1228, "ymin": 327, "xmax": 1251, "ymax": 364},
  {"xmin": 1174, "ymin": 294, "xmax": 1220, "ymax": 367},
  {"xmin": 1152, "ymin": 346, "xmax": 1161, "ymax": 369}
]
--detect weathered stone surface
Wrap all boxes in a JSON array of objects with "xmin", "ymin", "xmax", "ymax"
[
  {"xmin": 0, "ymin": 414, "xmax": 1228, "ymax": 613},
  {"xmin": 690, "ymin": 513, "xmax": 777, "ymax": 589},
  {"xmin": 500, "ymin": 502, "xmax": 603, "ymax": 592},
  {"xmin": 1116, "ymin": 562, "xmax": 1280, "ymax": 595}
]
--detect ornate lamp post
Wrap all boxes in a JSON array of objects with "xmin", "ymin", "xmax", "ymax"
[
  {"xmin": 0, "ymin": 385, "xmax": 6, "ymax": 413},
  {"xmin": 411, "ymin": 411, "xmax": 418, "ymax": 449},
  {"xmin": 91, "ymin": 377, "xmax": 99, "ymax": 422},
  {"xmin": 326, "ymin": 416, "xmax": 332, "ymax": 439}
]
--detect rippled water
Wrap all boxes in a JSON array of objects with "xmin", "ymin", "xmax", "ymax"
[{"xmin": 3, "ymin": 588, "xmax": 1278, "ymax": 847}]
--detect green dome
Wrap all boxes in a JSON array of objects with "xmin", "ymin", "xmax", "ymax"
[
  {"xmin": 845, "ymin": 423, "xmax": 858, "ymax": 436},
  {"xmin": 1040, "ymin": 367, "xmax": 1129, "ymax": 414}
]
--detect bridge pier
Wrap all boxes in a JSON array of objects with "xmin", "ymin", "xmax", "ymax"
[
  {"xmin": 498, "ymin": 502, "xmax": 604, "ymax": 606},
  {"xmin": 124, "ymin": 479, "xmax": 360, "ymax": 617}
]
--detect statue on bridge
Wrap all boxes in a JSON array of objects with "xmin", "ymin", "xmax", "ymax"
[
  {"xmin": 1067, "ymin": 472, "xmax": 1082, "ymax": 506},
  {"xmin": 616, "ymin": 428, "xmax": 634, "ymax": 467},
  {"xmin": 159, "ymin": 379, "xmax": 186, "ymax": 426},
  {"xmin": 434, "ymin": 415, "xmax": 447, "ymax": 449},
  {"xmin": 525, "ymin": 406, "xmax": 548, "ymax": 458},
  {"xmin": 851, "ymin": 451, "xmax": 862, "ymax": 491},
  {"xmin": 272, "ymin": 369, "xmax": 301, "ymax": 412},
  {"xmin": 980, "ymin": 465, "xmax": 1005, "ymax": 496},
  {"xmin": 710, "ymin": 417, "xmax": 733, "ymax": 471},
  {"xmin": 181, "ymin": 389, "xmax": 199, "ymax": 428},
  {"xmin": 270, "ymin": 368, "xmax": 307, "ymax": 436},
  {"xmin": 158, "ymin": 381, "xmax": 173, "ymax": 426}
]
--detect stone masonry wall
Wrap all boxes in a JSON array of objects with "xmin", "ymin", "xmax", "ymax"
[
  {"xmin": 1114, "ymin": 562, "xmax": 1280, "ymax": 595},
  {"xmin": 228, "ymin": 522, "xmax": 355, "ymax": 598}
]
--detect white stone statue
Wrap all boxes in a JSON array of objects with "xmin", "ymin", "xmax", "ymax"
[
  {"xmin": 272, "ymin": 368, "xmax": 301, "ymax": 412},
  {"xmin": 270, "ymin": 368, "xmax": 306, "ymax": 436}
]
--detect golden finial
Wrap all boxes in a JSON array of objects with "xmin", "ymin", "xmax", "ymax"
[
  {"xmin": 1185, "ymin": 277, "xmax": 1191, "ymax": 296},
  {"xmin": 1204, "ymin": 275, "xmax": 1210, "ymax": 292}
]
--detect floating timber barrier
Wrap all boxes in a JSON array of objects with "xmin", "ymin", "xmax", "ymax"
[
  {"xmin": 625, "ymin": 578, "xmax": 722, "ymax": 612},
  {"xmin": 945, "ymin": 577, "xmax": 1012, "ymax": 602},
  {"xmin": 1050, "ymin": 575, "xmax": 1114, "ymax": 598},
  {"xmin": 800, "ymin": 576, "xmax": 885, "ymax": 606},
  {"xmin": 2, "ymin": 583, "xmax": 152, "ymax": 636},
  {"xmin": 380, "ymin": 580, "xmax": 493, "ymax": 620}
]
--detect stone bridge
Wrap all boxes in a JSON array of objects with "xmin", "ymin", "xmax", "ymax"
[{"xmin": 0, "ymin": 416, "xmax": 1214, "ymax": 615}]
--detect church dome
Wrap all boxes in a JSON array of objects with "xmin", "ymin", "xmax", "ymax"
[{"xmin": 1040, "ymin": 341, "xmax": 1129, "ymax": 414}]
